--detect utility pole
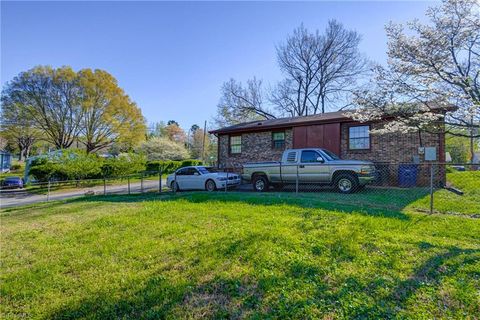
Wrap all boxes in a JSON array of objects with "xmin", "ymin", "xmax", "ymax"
[{"xmin": 201, "ymin": 120, "xmax": 207, "ymax": 163}]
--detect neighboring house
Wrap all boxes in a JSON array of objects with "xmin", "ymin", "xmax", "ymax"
[
  {"xmin": 0, "ymin": 150, "xmax": 12, "ymax": 173},
  {"xmin": 209, "ymin": 110, "xmax": 447, "ymax": 186}
]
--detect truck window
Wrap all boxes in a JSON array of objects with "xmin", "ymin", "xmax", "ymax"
[
  {"xmin": 286, "ymin": 151, "xmax": 297, "ymax": 163},
  {"xmin": 301, "ymin": 150, "xmax": 323, "ymax": 163}
]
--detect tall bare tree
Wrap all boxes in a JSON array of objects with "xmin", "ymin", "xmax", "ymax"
[
  {"xmin": 274, "ymin": 21, "xmax": 367, "ymax": 116},
  {"xmin": 215, "ymin": 78, "xmax": 276, "ymax": 127}
]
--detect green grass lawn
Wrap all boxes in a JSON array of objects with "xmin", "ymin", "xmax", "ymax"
[{"xmin": 1, "ymin": 192, "xmax": 479, "ymax": 319}]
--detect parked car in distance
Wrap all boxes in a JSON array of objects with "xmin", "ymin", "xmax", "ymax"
[
  {"xmin": 1, "ymin": 176, "xmax": 24, "ymax": 189},
  {"xmin": 167, "ymin": 166, "xmax": 241, "ymax": 192},
  {"xmin": 242, "ymin": 148, "xmax": 376, "ymax": 193}
]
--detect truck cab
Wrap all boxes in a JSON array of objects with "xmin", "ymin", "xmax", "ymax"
[{"xmin": 242, "ymin": 148, "xmax": 375, "ymax": 193}]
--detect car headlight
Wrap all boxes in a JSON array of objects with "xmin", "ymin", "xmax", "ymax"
[{"xmin": 217, "ymin": 177, "xmax": 227, "ymax": 181}]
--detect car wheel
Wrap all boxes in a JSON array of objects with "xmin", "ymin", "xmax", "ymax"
[
  {"xmin": 252, "ymin": 175, "xmax": 269, "ymax": 192},
  {"xmin": 335, "ymin": 174, "xmax": 358, "ymax": 194},
  {"xmin": 171, "ymin": 181, "xmax": 180, "ymax": 192},
  {"xmin": 205, "ymin": 179, "xmax": 216, "ymax": 192}
]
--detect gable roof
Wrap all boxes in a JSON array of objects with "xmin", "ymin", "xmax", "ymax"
[
  {"xmin": 209, "ymin": 111, "xmax": 352, "ymax": 135},
  {"xmin": 209, "ymin": 104, "xmax": 456, "ymax": 135}
]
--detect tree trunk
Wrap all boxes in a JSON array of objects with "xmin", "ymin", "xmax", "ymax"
[
  {"xmin": 469, "ymin": 117, "xmax": 475, "ymax": 164},
  {"xmin": 321, "ymin": 94, "xmax": 326, "ymax": 114},
  {"xmin": 470, "ymin": 131, "xmax": 474, "ymax": 164}
]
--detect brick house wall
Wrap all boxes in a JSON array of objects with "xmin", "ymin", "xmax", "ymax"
[
  {"xmin": 339, "ymin": 122, "xmax": 445, "ymax": 186},
  {"xmin": 340, "ymin": 122, "xmax": 443, "ymax": 163},
  {"xmin": 216, "ymin": 122, "xmax": 445, "ymax": 186},
  {"xmin": 218, "ymin": 129, "xmax": 293, "ymax": 168}
]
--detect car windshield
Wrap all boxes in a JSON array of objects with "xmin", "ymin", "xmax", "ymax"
[
  {"xmin": 197, "ymin": 167, "xmax": 217, "ymax": 174},
  {"xmin": 320, "ymin": 149, "xmax": 340, "ymax": 161}
]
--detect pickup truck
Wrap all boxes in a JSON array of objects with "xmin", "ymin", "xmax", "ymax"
[{"xmin": 242, "ymin": 148, "xmax": 376, "ymax": 193}]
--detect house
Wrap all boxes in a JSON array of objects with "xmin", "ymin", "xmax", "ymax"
[
  {"xmin": 0, "ymin": 150, "xmax": 12, "ymax": 173},
  {"xmin": 209, "ymin": 110, "xmax": 447, "ymax": 186}
]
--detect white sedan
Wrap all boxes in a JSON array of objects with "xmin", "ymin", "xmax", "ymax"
[{"xmin": 166, "ymin": 166, "xmax": 241, "ymax": 191}]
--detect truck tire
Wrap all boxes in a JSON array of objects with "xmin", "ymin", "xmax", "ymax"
[
  {"xmin": 252, "ymin": 175, "xmax": 269, "ymax": 192},
  {"xmin": 334, "ymin": 173, "xmax": 358, "ymax": 194}
]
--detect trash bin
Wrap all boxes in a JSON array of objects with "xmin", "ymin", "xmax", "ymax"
[{"xmin": 398, "ymin": 164, "xmax": 418, "ymax": 187}]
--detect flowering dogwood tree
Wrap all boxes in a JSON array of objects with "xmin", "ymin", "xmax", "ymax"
[{"xmin": 348, "ymin": 0, "xmax": 479, "ymax": 161}]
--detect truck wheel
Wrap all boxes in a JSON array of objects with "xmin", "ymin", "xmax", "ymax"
[
  {"xmin": 252, "ymin": 175, "xmax": 269, "ymax": 192},
  {"xmin": 335, "ymin": 174, "xmax": 358, "ymax": 194}
]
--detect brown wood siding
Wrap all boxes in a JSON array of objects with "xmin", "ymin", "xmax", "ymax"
[
  {"xmin": 293, "ymin": 123, "xmax": 341, "ymax": 155},
  {"xmin": 293, "ymin": 126, "xmax": 307, "ymax": 148}
]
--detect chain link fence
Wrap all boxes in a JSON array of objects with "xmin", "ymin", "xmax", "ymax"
[
  {"xmin": 1, "ymin": 163, "xmax": 478, "ymax": 217},
  {"xmin": 0, "ymin": 170, "xmax": 165, "ymax": 208},
  {"xmin": 212, "ymin": 162, "xmax": 478, "ymax": 216}
]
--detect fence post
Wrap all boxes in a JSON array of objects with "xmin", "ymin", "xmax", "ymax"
[
  {"xmin": 128, "ymin": 176, "xmax": 131, "ymax": 195},
  {"xmin": 141, "ymin": 173, "xmax": 144, "ymax": 193},
  {"xmin": 103, "ymin": 177, "xmax": 106, "ymax": 195},
  {"xmin": 429, "ymin": 163, "xmax": 434, "ymax": 214},
  {"xmin": 47, "ymin": 179, "xmax": 51, "ymax": 202},
  {"xmin": 295, "ymin": 165, "xmax": 299, "ymax": 195},
  {"xmin": 159, "ymin": 166, "xmax": 162, "ymax": 194},
  {"xmin": 225, "ymin": 170, "xmax": 228, "ymax": 192},
  {"xmin": 173, "ymin": 171, "xmax": 176, "ymax": 195}
]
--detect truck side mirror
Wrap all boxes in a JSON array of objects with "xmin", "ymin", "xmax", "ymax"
[{"xmin": 316, "ymin": 157, "xmax": 324, "ymax": 163}]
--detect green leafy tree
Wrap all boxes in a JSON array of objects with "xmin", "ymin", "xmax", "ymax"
[
  {"xmin": 1, "ymin": 66, "xmax": 83, "ymax": 149},
  {"xmin": 78, "ymin": 69, "xmax": 146, "ymax": 153},
  {"xmin": 2, "ymin": 66, "xmax": 147, "ymax": 153},
  {"xmin": 0, "ymin": 100, "xmax": 41, "ymax": 160}
]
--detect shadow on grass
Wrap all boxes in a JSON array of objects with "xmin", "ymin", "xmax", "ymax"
[
  {"xmin": 356, "ymin": 243, "xmax": 480, "ymax": 318},
  {"xmin": 56, "ymin": 191, "xmax": 412, "ymax": 220},
  {"xmin": 44, "ymin": 241, "xmax": 480, "ymax": 319}
]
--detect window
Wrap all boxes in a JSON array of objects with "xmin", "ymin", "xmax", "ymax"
[
  {"xmin": 301, "ymin": 150, "xmax": 323, "ymax": 163},
  {"xmin": 349, "ymin": 125, "xmax": 370, "ymax": 150},
  {"xmin": 197, "ymin": 166, "xmax": 218, "ymax": 174},
  {"xmin": 230, "ymin": 135, "xmax": 242, "ymax": 154},
  {"xmin": 176, "ymin": 168, "xmax": 188, "ymax": 175},
  {"xmin": 320, "ymin": 149, "xmax": 340, "ymax": 161},
  {"xmin": 185, "ymin": 168, "xmax": 199, "ymax": 175},
  {"xmin": 286, "ymin": 151, "xmax": 297, "ymax": 163},
  {"xmin": 272, "ymin": 131, "xmax": 286, "ymax": 149}
]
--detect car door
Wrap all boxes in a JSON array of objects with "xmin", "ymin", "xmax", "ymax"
[
  {"xmin": 189, "ymin": 167, "xmax": 204, "ymax": 190},
  {"xmin": 182, "ymin": 167, "xmax": 201, "ymax": 190},
  {"xmin": 298, "ymin": 150, "xmax": 329, "ymax": 183},
  {"xmin": 281, "ymin": 150, "xmax": 299, "ymax": 183},
  {"xmin": 175, "ymin": 168, "xmax": 189, "ymax": 189}
]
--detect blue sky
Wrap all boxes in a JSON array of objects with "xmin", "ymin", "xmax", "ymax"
[{"xmin": 1, "ymin": 1, "xmax": 436, "ymax": 131}]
